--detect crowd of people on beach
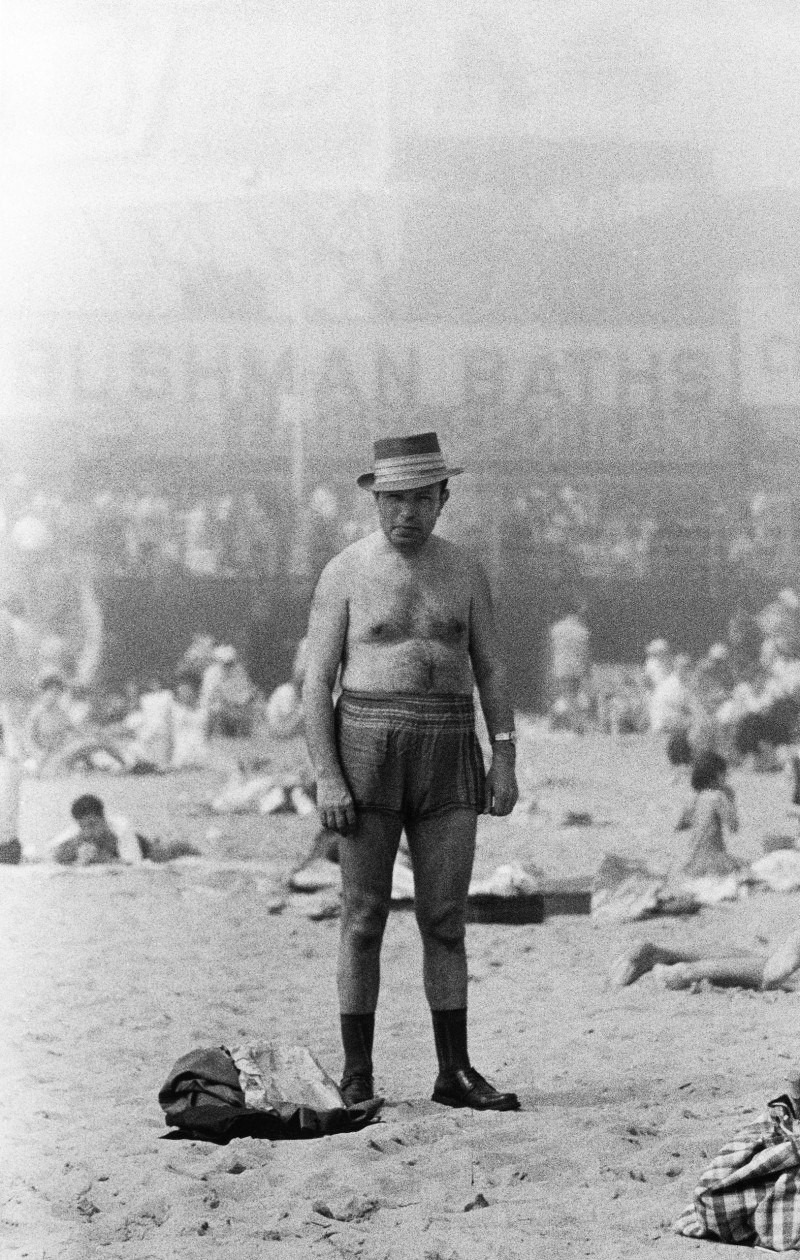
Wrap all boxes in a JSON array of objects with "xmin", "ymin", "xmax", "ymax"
[
  {"xmin": 644, "ymin": 591, "xmax": 800, "ymax": 766},
  {"xmin": 5, "ymin": 477, "xmax": 800, "ymax": 907},
  {"xmin": 15, "ymin": 630, "xmax": 309, "ymax": 778},
  {"xmin": 541, "ymin": 587, "xmax": 800, "ymax": 912},
  {"xmin": 547, "ymin": 588, "xmax": 800, "ymax": 767},
  {"xmin": 7, "ymin": 427, "xmax": 800, "ymax": 1252},
  {"xmin": 0, "ymin": 482, "xmax": 378, "ymax": 585},
  {"xmin": 0, "ymin": 626, "xmax": 314, "ymax": 867}
]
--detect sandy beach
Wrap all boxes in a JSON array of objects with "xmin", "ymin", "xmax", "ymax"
[{"xmin": 3, "ymin": 726, "xmax": 799, "ymax": 1259}]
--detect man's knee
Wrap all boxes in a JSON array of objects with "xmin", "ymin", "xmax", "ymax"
[
  {"xmin": 416, "ymin": 898, "xmax": 467, "ymax": 949},
  {"xmin": 341, "ymin": 893, "xmax": 390, "ymax": 948}
]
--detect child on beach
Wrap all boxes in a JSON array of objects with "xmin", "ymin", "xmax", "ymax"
[{"xmin": 679, "ymin": 751, "xmax": 742, "ymax": 879}]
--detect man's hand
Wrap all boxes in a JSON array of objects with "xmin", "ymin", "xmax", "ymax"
[
  {"xmin": 316, "ymin": 775, "xmax": 357, "ymax": 835},
  {"xmin": 485, "ymin": 750, "xmax": 519, "ymax": 816}
]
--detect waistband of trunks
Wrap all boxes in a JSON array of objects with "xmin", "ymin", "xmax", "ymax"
[{"xmin": 338, "ymin": 690, "xmax": 475, "ymax": 728}]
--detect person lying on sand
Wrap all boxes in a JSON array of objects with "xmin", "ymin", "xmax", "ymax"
[
  {"xmin": 610, "ymin": 930, "xmax": 800, "ymax": 991},
  {"xmin": 46, "ymin": 793, "xmax": 198, "ymax": 865},
  {"xmin": 48, "ymin": 793, "xmax": 141, "ymax": 865}
]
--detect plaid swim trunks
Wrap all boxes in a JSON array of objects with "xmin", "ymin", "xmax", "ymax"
[{"xmin": 335, "ymin": 691, "xmax": 486, "ymax": 822}]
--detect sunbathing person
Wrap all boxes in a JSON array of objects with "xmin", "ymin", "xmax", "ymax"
[
  {"xmin": 23, "ymin": 672, "xmax": 76, "ymax": 763},
  {"xmin": 121, "ymin": 679, "xmax": 175, "ymax": 772},
  {"xmin": 47, "ymin": 793, "xmax": 199, "ymax": 865},
  {"xmin": 23, "ymin": 673, "xmax": 127, "ymax": 776},
  {"xmin": 610, "ymin": 930, "xmax": 800, "ymax": 991},
  {"xmin": 48, "ymin": 793, "xmax": 143, "ymax": 865},
  {"xmin": 171, "ymin": 673, "xmax": 212, "ymax": 770},
  {"xmin": 264, "ymin": 639, "xmax": 307, "ymax": 741},
  {"xmin": 201, "ymin": 645, "xmax": 258, "ymax": 737},
  {"xmin": 678, "ymin": 750, "xmax": 742, "ymax": 879}
]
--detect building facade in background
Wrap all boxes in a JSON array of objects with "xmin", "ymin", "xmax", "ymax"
[{"xmin": 2, "ymin": 2, "xmax": 800, "ymax": 702}]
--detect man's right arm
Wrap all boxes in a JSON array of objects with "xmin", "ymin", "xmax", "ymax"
[{"xmin": 303, "ymin": 558, "xmax": 357, "ymax": 835}]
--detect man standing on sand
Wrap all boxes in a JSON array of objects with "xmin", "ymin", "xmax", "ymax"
[{"xmin": 303, "ymin": 432, "xmax": 520, "ymax": 1111}]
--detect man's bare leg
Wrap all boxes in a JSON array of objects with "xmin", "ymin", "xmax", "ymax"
[
  {"xmin": 407, "ymin": 808, "xmax": 476, "ymax": 1009},
  {"xmin": 407, "ymin": 808, "xmax": 519, "ymax": 1111},
  {"xmin": 655, "ymin": 932, "xmax": 800, "ymax": 990},
  {"xmin": 610, "ymin": 942, "xmax": 706, "ymax": 987},
  {"xmin": 653, "ymin": 956, "xmax": 767, "ymax": 990},
  {"xmin": 336, "ymin": 810, "xmax": 402, "ymax": 1105},
  {"xmin": 763, "ymin": 931, "xmax": 800, "ymax": 988},
  {"xmin": 618, "ymin": 931, "xmax": 800, "ymax": 991},
  {"xmin": 337, "ymin": 810, "xmax": 403, "ymax": 1012}
]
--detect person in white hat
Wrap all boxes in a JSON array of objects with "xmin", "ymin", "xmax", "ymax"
[{"xmin": 304, "ymin": 432, "xmax": 519, "ymax": 1112}]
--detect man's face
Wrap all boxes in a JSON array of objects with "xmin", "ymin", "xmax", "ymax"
[{"xmin": 375, "ymin": 483, "xmax": 448, "ymax": 552}]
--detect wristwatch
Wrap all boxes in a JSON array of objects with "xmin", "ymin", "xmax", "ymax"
[{"xmin": 491, "ymin": 732, "xmax": 517, "ymax": 745}]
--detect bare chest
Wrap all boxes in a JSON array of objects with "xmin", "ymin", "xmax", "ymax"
[{"xmin": 350, "ymin": 573, "xmax": 470, "ymax": 647}]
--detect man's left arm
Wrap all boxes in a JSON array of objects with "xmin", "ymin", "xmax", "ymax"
[{"xmin": 468, "ymin": 560, "xmax": 519, "ymax": 817}]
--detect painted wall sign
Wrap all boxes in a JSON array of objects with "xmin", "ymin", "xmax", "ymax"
[
  {"xmin": 738, "ymin": 272, "xmax": 800, "ymax": 411},
  {"xmin": 0, "ymin": 321, "xmax": 734, "ymax": 468}
]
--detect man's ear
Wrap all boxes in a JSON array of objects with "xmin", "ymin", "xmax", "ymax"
[{"xmin": 439, "ymin": 487, "xmax": 450, "ymax": 510}]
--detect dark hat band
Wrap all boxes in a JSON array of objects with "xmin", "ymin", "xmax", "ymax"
[{"xmin": 356, "ymin": 430, "xmax": 462, "ymax": 491}]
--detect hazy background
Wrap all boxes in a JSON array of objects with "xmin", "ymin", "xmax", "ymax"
[{"xmin": 2, "ymin": 0, "xmax": 800, "ymax": 703}]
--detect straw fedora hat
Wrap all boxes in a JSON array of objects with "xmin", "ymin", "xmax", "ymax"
[{"xmin": 357, "ymin": 432, "xmax": 463, "ymax": 493}]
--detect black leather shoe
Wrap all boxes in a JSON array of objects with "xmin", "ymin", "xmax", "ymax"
[
  {"xmin": 432, "ymin": 1067, "xmax": 520, "ymax": 1111},
  {"xmin": 340, "ymin": 1074, "xmax": 376, "ymax": 1107}
]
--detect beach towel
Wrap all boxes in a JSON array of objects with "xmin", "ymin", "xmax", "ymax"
[
  {"xmin": 674, "ymin": 1094, "xmax": 800, "ymax": 1251},
  {"xmin": 158, "ymin": 1043, "xmax": 382, "ymax": 1143},
  {"xmin": 591, "ymin": 854, "xmax": 662, "ymax": 923}
]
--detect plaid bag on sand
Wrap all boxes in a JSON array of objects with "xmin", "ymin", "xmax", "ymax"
[{"xmin": 674, "ymin": 1096, "xmax": 800, "ymax": 1251}]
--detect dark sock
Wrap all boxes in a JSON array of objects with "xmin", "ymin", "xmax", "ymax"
[
  {"xmin": 431, "ymin": 1007, "xmax": 470, "ymax": 1074},
  {"xmin": 340, "ymin": 1012, "xmax": 375, "ymax": 1082}
]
